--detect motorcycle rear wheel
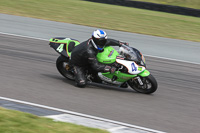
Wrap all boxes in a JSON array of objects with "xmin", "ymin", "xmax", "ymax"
[
  {"xmin": 56, "ymin": 55, "xmax": 74, "ymax": 80},
  {"xmin": 128, "ymin": 74, "xmax": 157, "ymax": 94}
]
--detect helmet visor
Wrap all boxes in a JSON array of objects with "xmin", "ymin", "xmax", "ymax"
[{"xmin": 97, "ymin": 38, "xmax": 107, "ymax": 48}]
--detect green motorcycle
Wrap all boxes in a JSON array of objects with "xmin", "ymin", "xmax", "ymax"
[{"xmin": 49, "ymin": 37, "xmax": 157, "ymax": 94}]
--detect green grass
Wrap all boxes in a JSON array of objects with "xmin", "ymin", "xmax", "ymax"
[
  {"xmin": 0, "ymin": 0, "xmax": 200, "ymax": 42},
  {"xmin": 133, "ymin": 0, "xmax": 200, "ymax": 9},
  {"xmin": 0, "ymin": 107, "xmax": 109, "ymax": 133}
]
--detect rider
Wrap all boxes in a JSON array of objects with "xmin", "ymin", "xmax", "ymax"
[{"xmin": 70, "ymin": 29, "xmax": 128, "ymax": 87}]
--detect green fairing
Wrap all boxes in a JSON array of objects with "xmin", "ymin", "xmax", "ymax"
[
  {"xmin": 96, "ymin": 46, "xmax": 119, "ymax": 64},
  {"xmin": 102, "ymin": 71, "xmax": 137, "ymax": 83},
  {"xmin": 98, "ymin": 46, "xmax": 139, "ymax": 82},
  {"xmin": 102, "ymin": 70, "xmax": 150, "ymax": 83},
  {"xmin": 138, "ymin": 70, "xmax": 150, "ymax": 77},
  {"xmin": 49, "ymin": 38, "xmax": 80, "ymax": 57}
]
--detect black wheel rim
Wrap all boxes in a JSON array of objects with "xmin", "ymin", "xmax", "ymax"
[{"xmin": 129, "ymin": 77, "xmax": 153, "ymax": 93}]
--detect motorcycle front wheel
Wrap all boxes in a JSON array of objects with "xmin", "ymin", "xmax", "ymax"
[
  {"xmin": 128, "ymin": 74, "xmax": 157, "ymax": 94},
  {"xmin": 56, "ymin": 55, "xmax": 74, "ymax": 80}
]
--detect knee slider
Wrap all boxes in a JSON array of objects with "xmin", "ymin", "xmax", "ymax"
[{"xmin": 76, "ymin": 80, "xmax": 86, "ymax": 88}]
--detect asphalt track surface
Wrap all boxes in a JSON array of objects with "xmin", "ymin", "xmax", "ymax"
[{"xmin": 0, "ymin": 33, "xmax": 200, "ymax": 133}]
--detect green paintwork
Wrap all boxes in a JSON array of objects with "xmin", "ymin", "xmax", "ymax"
[
  {"xmin": 138, "ymin": 67, "xmax": 143, "ymax": 71},
  {"xmin": 138, "ymin": 69, "xmax": 150, "ymax": 77},
  {"xmin": 96, "ymin": 46, "xmax": 119, "ymax": 64},
  {"xmin": 101, "ymin": 69, "xmax": 150, "ymax": 83},
  {"xmin": 102, "ymin": 71, "xmax": 137, "ymax": 83},
  {"xmin": 49, "ymin": 38, "xmax": 80, "ymax": 57}
]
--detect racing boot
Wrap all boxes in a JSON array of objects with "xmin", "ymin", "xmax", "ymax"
[{"xmin": 74, "ymin": 66, "xmax": 87, "ymax": 88}]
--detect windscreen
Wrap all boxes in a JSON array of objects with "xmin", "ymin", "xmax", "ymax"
[{"xmin": 118, "ymin": 45, "xmax": 138, "ymax": 62}]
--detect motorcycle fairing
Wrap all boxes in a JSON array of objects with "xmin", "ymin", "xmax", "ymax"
[
  {"xmin": 98, "ymin": 72, "xmax": 123, "ymax": 85},
  {"xmin": 49, "ymin": 37, "xmax": 80, "ymax": 57},
  {"xmin": 116, "ymin": 59, "xmax": 146, "ymax": 75},
  {"xmin": 96, "ymin": 46, "xmax": 119, "ymax": 64},
  {"xmin": 138, "ymin": 69, "xmax": 150, "ymax": 77},
  {"xmin": 99, "ymin": 71, "xmax": 138, "ymax": 85}
]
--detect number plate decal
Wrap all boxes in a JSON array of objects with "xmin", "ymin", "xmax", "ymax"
[
  {"xmin": 131, "ymin": 63, "xmax": 137, "ymax": 72},
  {"xmin": 56, "ymin": 44, "xmax": 64, "ymax": 53}
]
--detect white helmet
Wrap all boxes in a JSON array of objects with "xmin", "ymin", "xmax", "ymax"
[{"xmin": 91, "ymin": 29, "xmax": 107, "ymax": 50}]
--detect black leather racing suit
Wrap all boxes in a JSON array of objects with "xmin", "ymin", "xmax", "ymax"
[{"xmin": 70, "ymin": 38, "xmax": 122, "ymax": 87}]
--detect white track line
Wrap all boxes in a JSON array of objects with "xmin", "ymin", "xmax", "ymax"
[
  {"xmin": 0, "ymin": 32, "xmax": 48, "ymax": 41},
  {"xmin": 108, "ymin": 126, "xmax": 127, "ymax": 132},
  {"xmin": 144, "ymin": 54, "xmax": 200, "ymax": 65},
  {"xmin": 0, "ymin": 31, "xmax": 199, "ymax": 65},
  {"xmin": 0, "ymin": 96, "xmax": 166, "ymax": 133}
]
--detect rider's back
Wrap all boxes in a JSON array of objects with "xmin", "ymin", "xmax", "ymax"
[{"xmin": 70, "ymin": 39, "xmax": 97, "ymax": 67}]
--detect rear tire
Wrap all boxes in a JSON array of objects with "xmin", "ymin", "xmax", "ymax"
[
  {"xmin": 56, "ymin": 55, "xmax": 74, "ymax": 80},
  {"xmin": 128, "ymin": 74, "xmax": 157, "ymax": 94}
]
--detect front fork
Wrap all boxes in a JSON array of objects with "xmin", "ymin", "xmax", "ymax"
[
  {"xmin": 136, "ymin": 76, "xmax": 144, "ymax": 86},
  {"xmin": 135, "ymin": 70, "xmax": 150, "ymax": 85}
]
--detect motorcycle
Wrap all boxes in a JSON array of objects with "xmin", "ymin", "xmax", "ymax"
[{"xmin": 49, "ymin": 37, "xmax": 157, "ymax": 94}]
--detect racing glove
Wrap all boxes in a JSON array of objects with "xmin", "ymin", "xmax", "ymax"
[{"xmin": 119, "ymin": 41, "xmax": 129, "ymax": 46}]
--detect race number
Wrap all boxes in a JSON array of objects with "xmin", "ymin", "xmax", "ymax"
[
  {"xmin": 56, "ymin": 44, "xmax": 64, "ymax": 53},
  {"xmin": 131, "ymin": 63, "xmax": 137, "ymax": 72}
]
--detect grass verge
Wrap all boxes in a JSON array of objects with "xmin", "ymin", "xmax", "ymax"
[
  {"xmin": 0, "ymin": 0, "xmax": 200, "ymax": 42},
  {"xmin": 0, "ymin": 107, "xmax": 109, "ymax": 133}
]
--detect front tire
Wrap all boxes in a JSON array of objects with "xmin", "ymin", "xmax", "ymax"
[
  {"xmin": 128, "ymin": 74, "xmax": 157, "ymax": 94},
  {"xmin": 56, "ymin": 55, "xmax": 74, "ymax": 80}
]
